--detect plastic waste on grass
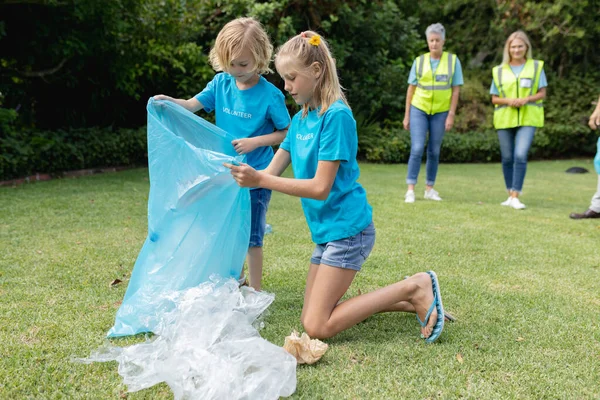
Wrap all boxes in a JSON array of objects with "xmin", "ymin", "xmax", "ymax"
[
  {"xmin": 76, "ymin": 277, "xmax": 297, "ymax": 399},
  {"xmin": 107, "ymin": 99, "xmax": 251, "ymax": 337}
]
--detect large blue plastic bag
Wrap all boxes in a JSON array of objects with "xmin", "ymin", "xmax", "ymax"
[{"xmin": 107, "ymin": 98, "xmax": 250, "ymax": 337}]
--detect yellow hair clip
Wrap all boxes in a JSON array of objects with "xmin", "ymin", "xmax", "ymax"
[{"xmin": 308, "ymin": 35, "xmax": 321, "ymax": 47}]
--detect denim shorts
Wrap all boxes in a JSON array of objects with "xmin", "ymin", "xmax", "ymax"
[
  {"xmin": 310, "ymin": 222, "xmax": 376, "ymax": 271},
  {"xmin": 249, "ymin": 188, "xmax": 272, "ymax": 247}
]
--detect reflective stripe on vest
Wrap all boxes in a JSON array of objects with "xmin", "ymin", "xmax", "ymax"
[
  {"xmin": 492, "ymin": 59, "xmax": 544, "ymax": 129},
  {"xmin": 411, "ymin": 52, "xmax": 455, "ymax": 115}
]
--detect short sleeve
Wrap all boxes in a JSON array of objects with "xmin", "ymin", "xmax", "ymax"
[
  {"xmin": 407, "ymin": 59, "xmax": 418, "ymax": 85},
  {"xmin": 452, "ymin": 57, "xmax": 464, "ymax": 86},
  {"xmin": 194, "ymin": 74, "xmax": 218, "ymax": 112},
  {"xmin": 279, "ymin": 131, "xmax": 291, "ymax": 152},
  {"xmin": 269, "ymin": 91, "xmax": 291, "ymax": 130},
  {"xmin": 490, "ymin": 81, "xmax": 499, "ymax": 96},
  {"xmin": 538, "ymin": 69, "xmax": 548, "ymax": 89},
  {"xmin": 318, "ymin": 109, "xmax": 356, "ymax": 162}
]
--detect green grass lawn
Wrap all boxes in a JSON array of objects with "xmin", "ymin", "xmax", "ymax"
[{"xmin": 1, "ymin": 160, "xmax": 599, "ymax": 399}]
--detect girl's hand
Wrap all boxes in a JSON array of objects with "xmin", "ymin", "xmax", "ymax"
[
  {"xmin": 403, "ymin": 116, "xmax": 410, "ymax": 131},
  {"xmin": 224, "ymin": 162, "xmax": 262, "ymax": 188},
  {"xmin": 232, "ymin": 138, "xmax": 259, "ymax": 155}
]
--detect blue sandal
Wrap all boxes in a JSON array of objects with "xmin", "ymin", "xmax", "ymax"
[
  {"xmin": 416, "ymin": 271, "xmax": 445, "ymax": 343},
  {"xmin": 405, "ymin": 275, "xmax": 454, "ymax": 323}
]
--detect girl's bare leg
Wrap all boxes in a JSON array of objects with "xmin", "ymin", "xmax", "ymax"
[
  {"xmin": 301, "ymin": 263, "xmax": 321, "ymax": 323},
  {"xmin": 246, "ymin": 247, "xmax": 263, "ymax": 291},
  {"xmin": 301, "ymin": 265, "xmax": 437, "ymax": 339}
]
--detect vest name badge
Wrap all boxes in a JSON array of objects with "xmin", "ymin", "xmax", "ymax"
[{"xmin": 520, "ymin": 78, "xmax": 533, "ymax": 88}]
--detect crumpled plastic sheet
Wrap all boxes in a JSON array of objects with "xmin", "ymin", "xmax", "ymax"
[
  {"xmin": 107, "ymin": 99, "xmax": 251, "ymax": 337},
  {"xmin": 76, "ymin": 277, "xmax": 297, "ymax": 399}
]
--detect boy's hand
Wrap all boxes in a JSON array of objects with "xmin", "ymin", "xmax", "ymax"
[
  {"xmin": 232, "ymin": 138, "xmax": 259, "ymax": 155},
  {"xmin": 224, "ymin": 162, "xmax": 262, "ymax": 188}
]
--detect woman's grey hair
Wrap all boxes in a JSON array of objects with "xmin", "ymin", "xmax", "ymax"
[{"xmin": 425, "ymin": 23, "xmax": 445, "ymax": 40}]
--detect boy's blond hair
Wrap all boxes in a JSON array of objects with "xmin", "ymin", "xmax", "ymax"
[
  {"xmin": 502, "ymin": 30, "xmax": 534, "ymax": 65},
  {"xmin": 275, "ymin": 31, "xmax": 349, "ymax": 117},
  {"xmin": 209, "ymin": 17, "xmax": 273, "ymax": 75}
]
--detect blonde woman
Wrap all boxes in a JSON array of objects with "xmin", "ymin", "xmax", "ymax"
[
  {"xmin": 491, "ymin": 30, "xmax": 547, "ymax": 210},
  {"xmin": 226, "ymin": 32, "xmax": 446, "ymax": 343},
  {"xmin": 154, "ymin": 17, "xmax": 291, "ymax": 290}
]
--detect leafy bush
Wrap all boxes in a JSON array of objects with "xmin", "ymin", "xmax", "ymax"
[
  {"xmin": 354, "ymin": 70, "xmax": 596, "ymax": 164},
  {"xmin": 359, "ymin": 125, "xmax": 501, "ymax": 164},
  {"xmin": 0, "ymin": 126, "xmax": 147, "ymax": 181},
  {"xmin": 358, "ymin": 123, "xmax": 597, "ymax": 164}
]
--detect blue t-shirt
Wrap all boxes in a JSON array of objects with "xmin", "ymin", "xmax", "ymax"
[
  {"xmin": 195, "ymin": 73, "xmax": 291, "ymax": 170},
  {"xmin": 279, "ymin": 100, "xmax": 373, "ymax": 244},
  {"xmin": 489, "ymin": 64, "xmax": 548, "ymax": 95},
  {"xmin": 408, "ymin": 55, "xmax": 464, "ymax": 86}
]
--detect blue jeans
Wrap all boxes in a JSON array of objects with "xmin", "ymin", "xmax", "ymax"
[
  {"xmin": 497, "ymin": 126, "xmax": 536, "ymax": 193},
  {"xmin": 249, "ymin": 188, "xmax": 271, "ymax": 247},
  {"xmin": 406, "ymin": 106, "xmax": 448, "ymax": 186}
]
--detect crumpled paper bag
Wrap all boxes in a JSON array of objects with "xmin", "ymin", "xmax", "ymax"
[{"xmin": 283, "ymin": 330, "xmax": 328, "ymax": 365}]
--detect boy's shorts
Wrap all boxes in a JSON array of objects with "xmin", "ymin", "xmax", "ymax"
[
  {"xmin": 249, "ymin": 188, "xmax": 272, "ymax": 248},
  {"xmin": 310, "ymin": 222, "xmax": 376, "ymax": 271}
]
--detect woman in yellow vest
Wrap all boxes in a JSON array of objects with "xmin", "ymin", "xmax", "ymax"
[
  {"xmin": 491, "ymin": 30, "xmax": 547, "ymax": 210},
  {"xmin": 403, "ymin": 23, "xmax": 463, "ymax": 203}
]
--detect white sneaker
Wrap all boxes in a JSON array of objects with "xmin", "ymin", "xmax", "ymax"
[
  {"xmin": 405, "ymin": 190, "xmax": 415, "ymax": 203},
  {"xmin": 501, "ymin": 196, "xmax": 512, "ymax": 206},
  {"xmin": 510, "ymin": 197, "xmax": 526, "ymax": 210},
  {"xmin": 424, "ymin": 188, "xmax": 442, "ymax": 201}
]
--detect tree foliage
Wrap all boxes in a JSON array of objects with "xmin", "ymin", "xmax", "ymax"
[{"xmin": 1, "ymin": 0, "xmax": 599, "ymax": 173}]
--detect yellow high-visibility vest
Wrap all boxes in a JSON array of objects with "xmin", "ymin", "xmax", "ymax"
[
  {"xmin": 492, "ymin": 59, "xmax": 544, "ymax": 129},
  {"xmin": 411, "ymin": 52, "xmax": 455, "ymax": 115}
]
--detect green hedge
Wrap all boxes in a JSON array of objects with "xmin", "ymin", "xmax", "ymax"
[
  {"xmin": 2, "ymin": 122, "xmax": 596, "ymax": 181},
  {"xmin": 0, "ymin": 121, "xmax": 147, "ymax": 181},
  {"xmin": 358, "ymin": 70, "xmax": 599, "ymax": 164},
  {"xmin": 358, "ymin": 126, "xmax": 598, "ymax": 164}
]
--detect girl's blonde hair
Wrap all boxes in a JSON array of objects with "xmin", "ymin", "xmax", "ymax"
[
  {"xmin": 502, "ymin": 30, "xmax": 533, "ymax": 65},
  {"xmin": 275, "ymin": 31, "xmax": 348, "ymax": 116},
  {"xmin": 209, "ymin": 17, "xmax": 273, "ymax": 75}
]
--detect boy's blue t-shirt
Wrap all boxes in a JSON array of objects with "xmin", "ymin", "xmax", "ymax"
[
  {"xmin": 279, "ymin": 100, "xmax": 373, "ymax": 244},
  {"xmin": 489, "ymin": 64, "xmax": 548, "ymax": 95},
  {"xmin": 195, "ymin": 73, "xmax": 291, "ymax": 170},
  {"xmin": 407, "ymin": 56, "xmax": 464, "ymax": 86}
]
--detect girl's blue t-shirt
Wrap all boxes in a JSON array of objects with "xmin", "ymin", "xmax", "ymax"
[
  {"xmin": 195, "ymin": 73, "xmax": 291, "ymax": 170},
  {"xmin": 489, "ymin": 64, "xmax": 548, "ymax": 95},
  {"xmin": 279, "ymin": 100, "xmax": 373, "ymax": 244}
]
